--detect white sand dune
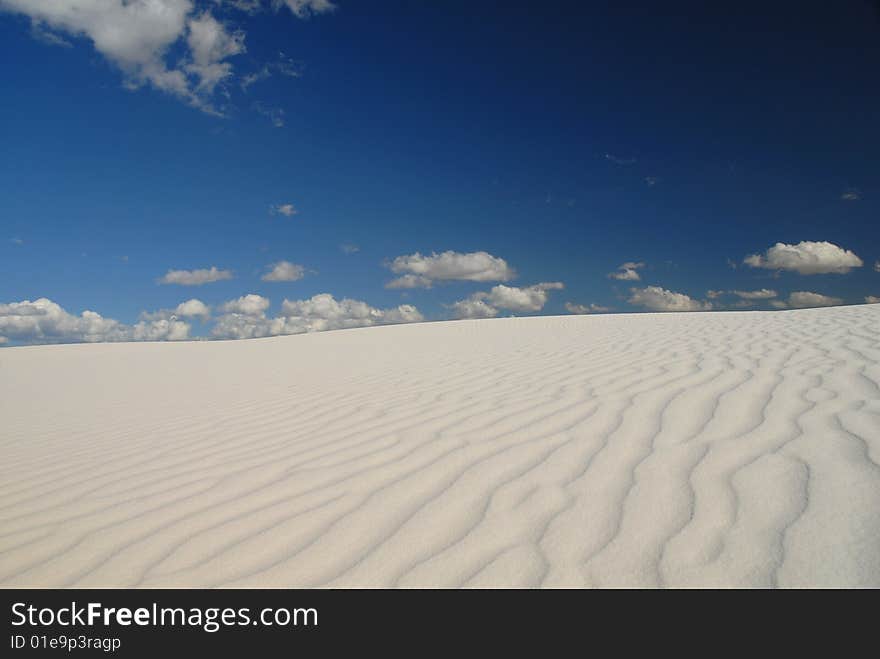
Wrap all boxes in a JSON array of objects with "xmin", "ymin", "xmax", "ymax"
[{"xmin": 1, "ymin": 304, "xmax": 879, "ymax": 588}]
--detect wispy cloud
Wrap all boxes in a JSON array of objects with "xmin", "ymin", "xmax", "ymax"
[
  {"xmin": 605, "ymin": 153, "xmax": 636, "ymax": 166},
  {"xmin": 269, "ymin": 203, "xmax": 297, "ymax": 217},
  {"xmin": 0, "ymin": 0, "xmax": 335, "ymax": 115},
  {"xmin": 254, "ymin": 102, "xmax": 285, "ymax": 127}
]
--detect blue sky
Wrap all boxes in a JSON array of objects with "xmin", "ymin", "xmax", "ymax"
[{"xmin": 1, "ymin": 1, "xmax": 878, "ymax": 344}]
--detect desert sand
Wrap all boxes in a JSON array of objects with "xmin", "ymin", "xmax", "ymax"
[{"xmin": 1, "ymin": 304, "xmax": 878, "ymax": 588}]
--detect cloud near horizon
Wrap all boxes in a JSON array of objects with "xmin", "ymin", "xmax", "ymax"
[
  {"xmin": 771, "ymin": 291, "xmax": 844, "ymax": 309},
  {"xmin": 628, "ymin": 286, "xmax": 712, "ymax": 312},
  {"xmin": 565, "ymin": 302, "xmax": 612, "ymax": 314},
  {"xmin": 451, "ymin": 282, "xmax": 564, "ymax": 319},
  {"xmin": 743, "ymin": 241, "xmax": 863, "ymax": 275},
  {"xmin": 0, "ymin": 298, "xmax": 191, "ymax": 344},
  {"xmin": 212, "ymin": 292, "xmax": 423, "ymax": 339}
]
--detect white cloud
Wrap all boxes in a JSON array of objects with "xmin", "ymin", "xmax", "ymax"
[
  {"xmin": 385, "ymin": 274, "xmax": 433, "ymax": 289},
  {"xmin": 0, "ymin": 1, "xmax": 232, "ymax": 113},
  {"xmin": 875, "ymin": 261, "xmax": 880, "ymax": 273},
  {"xmin": 483, "ymin": 282, "xmax": 563, "ymax": 312},
  {"xmin": 185, "ymin": 10, "xmax": 245, "ymax": 94},
  {"xmin": 212, "ymin": 293, "xmax": 423, "ymax": 339},
  {"xmin": 261, "ymin": 260, "xmax": 305, "ymax": 282},
  {"xmin": 771, "ymin": 291, "xmax": 844, "ymax": 309},
  {"xmin": 628, "ymin": 286, "xmax": 712, "ymax": 312},
  {"xmin": 706, "ymin": 290, "xmax": 724, "ymax": 299},
  {"xmin": 11, "ymin": 237, "xmax": 24, "ymax": 245},
  {"xmin": 174, "ymin": 298, "xmax": 211, "ymax": 319},
  {"xmin": 865, "ymin": 296, "xmax": 879, "ymax": 304},
  {"xmin": 130, "ymin": 318, "xmax": 191, "ymax": 341},
  {"xmin": 743, "ymin": 241, "xmax": 863, "ymax": 275},
  {"xmin": 386, "ymin": 250, "xmax": 515, "ymax": 288},
  {"xmin": 269, "ymin": 203, "xmax": 297, "ymax": 216},
  {"xmin": 140, "ymin": 298, "xmax": 211, "ymax": 321},
  {"xmin": 339, "ymin": 243, "xmax": 360, "ymax": 254},
  {"xmin": 219, "ymin": 293, "xmax": 270, "ymax": 315},
  {"xmin": 159, "ymin": 266, "xmax": 233, "ymax": 285},
  {"xmin": 451, "ymin": 282, "xmax": 563, "ymax": 318},
  {"xmin": 731, "ymin": 289, "xmax": 777, "ymax": 300},
  {"xmin": 0, "ymin": 1, "xmax": 334, "ymax": 114},
  {"xmin": 0, "ymin": 298, "xmax": 190, "ymax": 344},
  {"xmin": 451, "ymin": 298, "xmax": 499, "ymax": 319},
  {"xmin": 565, "ymin": 302, "xmax": 611, "ymax": 314},
  {"xmin": 608, "ymin": 261, "xmax": 644, "ymax": 281},
  {"xmin": 841, "ymin": 189, "xmax": 861, "ymax": 201},
  {"xmin": 254, "ymin": 102, "xmax": 285, "ymax": 127}
]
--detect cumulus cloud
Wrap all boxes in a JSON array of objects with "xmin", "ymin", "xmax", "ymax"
[
  {"xmin": 451, "ymin": 298, "xmax": 498, "ymax": 319},
  {"xmin": 841, "ymin": 189, "xmax": 861, "ymax": 201},
  {"xmin": 565, "ymin": 302, "xmax": 611, "ymax": 314},
  {"xmin": 261, "ymin": 260, "xmax": 305, "ymax": 282},
  {"xmin": 140, "ymin": 298, "xmax": 211, "ymax": 321},
  {"xmin": 385, "ymin": 274, "xmax": 433, "ymax": 289},
  {"xmin": 211, "ymin": 293, "xmax": 423, "ymax": 339},
  {"xmin": 386, "ymin": 250, "xmax": 515, "ymax": 288},
  {"xmin": 875, "ymin": 261, "xmax": 880, "ymax": 273},
  {"xmin": 628, "ymin": 286, "xmax": 712, "ymax": 312},
  {"xmin": 158, "ymin": 266, "xmax": 233, "ymax": 285},
  {"xmin": 0, "ymin": 298, "xmax": 190, "ymax": 344},
  {"xmin": 219, "ymin": 293, "xmax": 270, "ymax": 315},
  {"xmin": 451, "ymin": 282, "xmax": 564, "ymax": 319},
  {"xmin": 608, "ymin": 262, "xmax": 645, "ymax": 281},
  {"xmin": 174, "ymin": 298, "xmax": 211, "ymax": 319},
  {"xmin": 339, "ymin": 243, "xmax": 360, "ymax": 254},
  {"xmin": 743, "ymin": 241, "xmax": 863, "ymax": 275},
  {"xmin": 731, "ymin": 289, "xmax": 778, "ymax": 300},
  {"xmin": 269, "ymin": 203, "xmax": 297, "ymax": 216},
  {"xmin": 865, "ymin": 296, "xmax": 879, "ymax": 304},
  {"xmin": 771, "ymin": 291, "xmax": 844, "ymax": 309},
  {"xmin": 483, "ymin": 282, "xmax": 564, "ymax": 312}
]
